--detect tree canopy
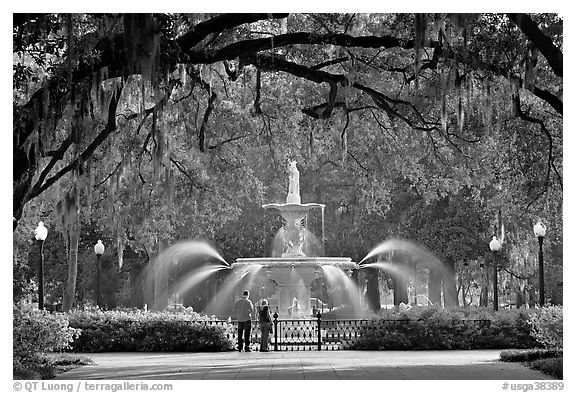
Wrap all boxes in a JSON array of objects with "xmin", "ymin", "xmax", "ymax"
[{"xmin": 13, "ymin": 13, "xmax": 562, "ymax": 309}]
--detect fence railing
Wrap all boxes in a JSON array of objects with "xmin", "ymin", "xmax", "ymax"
[{"xmin": 191, "ymin": 314, "xmax": 492, "ymax": 351}]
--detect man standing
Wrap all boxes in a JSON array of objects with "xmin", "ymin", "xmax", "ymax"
[{"xmin": 233, "ymin": 290, "xmax": 254, "ymax": 352}]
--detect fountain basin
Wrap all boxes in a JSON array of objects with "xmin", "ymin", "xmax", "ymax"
[
  {"xmin": 235, "ymin": 257, "xmax": 355, "ymax": 269},
  {"xmin": 234, "ymin": 257, "xmax": 356, "ymax": 284},
  {"xmin": 234, "ymin": 257, "xmax": 357, "ymax": 316},
  {"xmin": 262, "ymin": 202, "xmax": 325, "ymax": 212}
]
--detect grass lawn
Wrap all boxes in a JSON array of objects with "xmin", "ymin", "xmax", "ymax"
[{"xmin": 14, "ymin": 353, "xmax": 93, "ymax": 380}]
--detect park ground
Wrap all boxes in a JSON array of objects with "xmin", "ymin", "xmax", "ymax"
[{"xmin": 55, "ymin": 350, "xmax": 555, "ymax": 380}]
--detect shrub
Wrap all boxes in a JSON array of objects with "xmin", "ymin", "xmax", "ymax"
[
  {"xmin": 350, "ymin": 306, "xmax": 538, "ymax": 350},
  {"xmin": 500, "ymin": 348, "xmax": 562, "ymax": 362},
  {"xmin": 530, "ymin": 357, "xmax": 563, "ymax": 379},
  {"xmin": 500, "ymin": 347, "xmax": 563, "ymax": 380},
  {"xmin": 67, "ymin": 310, "xmax": 235, "ymax": 352},
  {"xmin": 528, "ymin": 306, "xmax": 563, "ymax": 349},
  {"xmin": 13, "ymin": 354, "xmax": 93, "ymax": 380},
  {"xmin": 13, "ymin": 302, "xmax": 79, "ymax": 363},
  {"xmin": 13, "ymin": 302, "xmax": 79, "ymax": 377}
]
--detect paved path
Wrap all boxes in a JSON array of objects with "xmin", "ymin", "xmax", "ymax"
[{"xmin": 56, "ymin": 350, "xmax": 554, "ymax": 380}]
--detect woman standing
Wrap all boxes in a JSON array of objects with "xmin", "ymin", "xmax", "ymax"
[{"xmin": 258, "ymin": 299, "xmax": 273, "ymax": 352}]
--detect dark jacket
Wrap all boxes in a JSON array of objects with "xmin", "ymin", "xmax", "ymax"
[{"xmin": 258, "ymin": 305, "xmax": 272, "ymax": 323}]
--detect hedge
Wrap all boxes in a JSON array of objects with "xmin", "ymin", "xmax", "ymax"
[
  {"xmin": 500, "ymin": 348, "xmax": 562, "ymax": 362},
  {"xmin": 67, "ymin": 310, "xmax": 235, "ymax": 352},
  {"xmin": 349, "ymin": 306, "xmax": 539, "ymax": 350}
]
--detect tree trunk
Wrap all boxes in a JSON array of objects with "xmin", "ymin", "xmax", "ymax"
[
  {"xmin": 153, "ymin": 240, "xmax": 169, "ymax": 311},
  {"xmin": 62, "ymin": 216, "xmax": 79, "ymax": 311},
  {"xmin": 442, "ymin": 260, "xmax": 459, "ymax": 308},
  {"xmin": 428, "ymin": 267, "xmax": 442, "ymax": 306},
  {"xmin": 142, "ymin": 258, "xmax": 154, "ymax": 311},
  {"xmin": 366, "ymin": 267, "xmax": 381, "ymax": 312},
  {"xmin": 129, "ymin": 263, "xmax": 144, "ymax": 308},
  {"xmin": 515, "ymin": 291, "xmax": 524, "ymax": 309},
  {"xmin": 13, "ymin": 146, "xmax": 37, "ymax": 230},
  {"xmin": 393, "ymin": 274, "xmax": 408, "ymax": 306},
  {"xmin": 460, "ymin": 276, "xmax": 467, "ymax": 307},
  {"xmin": 528, "ymin": 287, "xmax": 537, "ymax": 308},
  {"xmin": 480, "ymin": 268, "xmax": 490, "ymax": 307}
]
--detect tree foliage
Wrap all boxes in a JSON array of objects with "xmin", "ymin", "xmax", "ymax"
[{"xmin": 13, "ymin": 13, "xmax": 562, "ymax": 309}]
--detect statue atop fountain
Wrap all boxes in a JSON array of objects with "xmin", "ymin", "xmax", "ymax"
[{"xmin": 286, "ymin": 160, "xmax": 301, "ymax": 204}]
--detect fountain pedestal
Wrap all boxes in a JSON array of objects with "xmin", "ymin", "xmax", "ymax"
[{"xmin": 262, "ymin": 203, "xmax": 325, "ymax": 257}]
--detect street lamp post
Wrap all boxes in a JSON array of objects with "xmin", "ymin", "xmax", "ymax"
[
  {"xmin": 34, "ymin": 222, "xmax": 48, "ymax": 310},
  {"xmin": 94, "ymin": 240, "xmax": 105, "ymax": 308},
  {"xmin": 489, "ymin": 236, "xmax": 501, "ymax": 311},
  {"xmin": 533, "ymin": 222, "xmax": 547, "ymax": 307}
]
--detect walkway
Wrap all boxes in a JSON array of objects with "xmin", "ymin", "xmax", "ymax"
[{"xmin": 55, "ymin": 350, "xmax": 554, "ymax": 380}]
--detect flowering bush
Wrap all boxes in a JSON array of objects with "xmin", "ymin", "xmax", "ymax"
[
  {"xmin": 67, "ymin": 310, "xmax": 235, "ymax": 352},
  {"xmin": 350, "ymin": 306, "xmax": 538, "ymax": 350},
  {"xmin": 528, "ymin": 306, "xmax": 563, "ymax": 349},
  {"xmin": 13, "ymin": 302, "xmax": 79, "ymax": 367}
]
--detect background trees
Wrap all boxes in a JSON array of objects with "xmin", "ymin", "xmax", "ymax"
[{"xmin": 13, "ymin": 13, "xmax": 562, "ymax": 310}]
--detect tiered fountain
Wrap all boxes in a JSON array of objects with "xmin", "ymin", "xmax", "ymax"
[
  {"xmin": 148, "ymin": 161, "xmax": 455, "ymax": 315},
  {"xmin": 234, "ymin": 161, "xmax": 357, "ymax": 317},
  {"xmin": 150, "ymin": 161, "xmax": 362, "ymax": 317}
]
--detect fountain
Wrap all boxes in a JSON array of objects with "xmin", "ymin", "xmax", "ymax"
[
  {"xmin": 234, "ymin": 161, "xmax": 358, "ymax": 317},
  {"xmin": 148, "ymin": 162, "xmax": 359, "ymax": 317},
  {"xmin": 149, "ymin": 163, "xmax": 454, "ymax": 316}
]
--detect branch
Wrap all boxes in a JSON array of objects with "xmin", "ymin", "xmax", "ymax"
[
  {"xmin": 34, "ymin": 129, "xmax": 76, "ymax": 189},
  {"xmin": 533, "ymin": 86, "xmax": 563, "ymax": 115},
  {"xmin": 188, "ymin": 69, "xmax": 217, "ymax": 152},
  {"xmin": 176, "ymin": 14, "xmax": 289, "ymax": 51},
  {"xmin": 251, "ymin": 53, "xmax": 440, "ymax": 132},
  {"xmin": 341, "ymin": 109, "xmax": 350, "ymax": 148},
  {"xmin": 513, "ymin": 92, "xmax": 562, "ymax": 190},
  {"xmin": 347, "ymin": 151, "xmax": 370, "ymax": 172},
  {"xmin": 244, "ymin": 53, "xmax": 348, "ymax": 85},
  {"xmin": 188, "ymin": 32, "xmax": 419, "ymax": 64},
  {"xmin": 353, "ymin": 83, "xmax": 438, "ymax": 132},
  {"xmin": 253, "ymin": 68, "xmax": 262, "ymax": 115},
  {"xmin": 207, "ymin": 134, "xmax": 251, "ymax": 149},
  {"xmin": 322, "ymin": 82, "xmax": 338, "ymax": 118},
  {"xmin": 311, "ymin": 56, "xmax": 350, "ymax": 70},
  {"xmin": 369, "ymin": 108, "xmax": 399, "ymax": 143},
  {"xmin": 28, "ymin": 82, "xmax": 124, "ymax": 200},
  {"xmin": 94, "ymin": 161, "xmax": 123, "ymax": 189},
  {"xmin": 169, "ymin": 157, "xmax": 210, "ymax": 191},
  {"xmin": 500, "ymin": 265, "xmax": 536, "ymax": 281},
  {"xmin": 424, "ymin": 42, "xmax": 562, "ymax": 115},
  {"xmin": 507, "ymin": 13, "xmax": 563, "ymax": 77},
  {"xmin": 303, "ymin": 102, "xmax": 347, "ymax": 118},
  {"xmin": 188, "ymin": 23, "xmax": 563, "ymax": 116}
]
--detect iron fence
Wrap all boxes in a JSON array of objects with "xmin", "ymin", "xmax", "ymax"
[{"xmin": 190, "ymin": 315, "xmax": 492, "ymax": 351}]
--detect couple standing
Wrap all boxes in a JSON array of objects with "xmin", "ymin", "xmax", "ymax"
[{"xmin": 233, "ymin": 290, "xmax": 272, "ymax": 352}]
